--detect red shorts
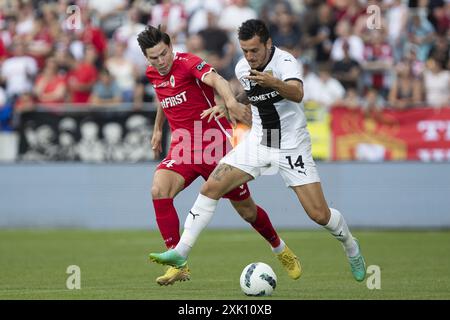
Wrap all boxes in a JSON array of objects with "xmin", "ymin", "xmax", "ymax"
[{"xmin": 156, "ymin": 154, "xmax": 251, "ymax": 202}]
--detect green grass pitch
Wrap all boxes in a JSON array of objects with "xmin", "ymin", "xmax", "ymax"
[{"xmin": 0, "ymin": 229, "xmax": 449, "ymax": 300}]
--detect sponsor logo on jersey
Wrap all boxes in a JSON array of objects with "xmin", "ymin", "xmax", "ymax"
[
  {"xmin": 248, "ymin": 91, "xmax": 280, "ymax": 102},
  {"xmin": 160, "ymin": 91, "xmax": 187, "ymax": 108},
  {"xmin": 196, "ymin": 61, "xmax": 206, "ymax": 71},
  {"xmin": 154, "ymin": 81, "xmax": 170, "ymax": 88},
  {"xmin": 170, "ymin": 75, "xmax": 175, "ymax": 87},
  {"xmin": 239, "ymin": 189, "xmax": 248, "ymax": 196}
]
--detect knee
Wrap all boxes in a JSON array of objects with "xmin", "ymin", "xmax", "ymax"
[
  {"xmin": 151, "ymin": 184, "xmax": 170, "ymax": 199},
  {"xmin": 308, "ymin": 207, "xmax": 331, "ymax": 226},
  {"xmin": 200, "ymin": 182, "xmax": 221, "ymax": 200}
]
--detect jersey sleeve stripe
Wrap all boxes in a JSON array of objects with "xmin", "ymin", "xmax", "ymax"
[
  {"xmin": 283, "ymin": 78, "xmax": 303, "ymax": 84},
  {"xmin": 200, "ymin": 68, "xmax": 216, "ymax": 82}
]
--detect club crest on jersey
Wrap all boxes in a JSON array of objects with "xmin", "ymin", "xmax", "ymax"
[
  {"xmin": 240, "ymin": 76, "xmax": 257, "ymax": 90},
  {"xmin": 240, "ymin": 77, "xmax": 251, "ymax": 90},
  {"xmin": 170, "ymin": 75, "xmax": 175, "ymax": 87}
]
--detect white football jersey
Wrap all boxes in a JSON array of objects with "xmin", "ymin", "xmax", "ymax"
[{"xmin": 235, "ymin": 46, "xmax": 308, "ymax": 149}]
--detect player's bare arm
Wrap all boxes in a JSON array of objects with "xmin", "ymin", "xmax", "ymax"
[
  {"xmin": 246, "ymin": 70, "xmax": 304, "ymax": 103},
  {"xmin": 236, "ymin": 91, "xmax": 250, "ymax": 105},
  {"xmin": 202, "ymin": 71, "xmax": 252, "ymax": 126},
  {"xmin": 151, "ymin": 99, "xmax": 165, "ymax": 157}
]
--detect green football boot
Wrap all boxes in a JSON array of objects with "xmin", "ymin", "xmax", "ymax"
[
  {"xmin": 149, "ymin": 249, "xmax": 187, "ymax": 268},
  {"xmin": 348, "ymin": 238, "xmax": 366, "ymax": 282}
]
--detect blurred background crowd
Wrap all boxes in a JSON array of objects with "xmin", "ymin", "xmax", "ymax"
[{"xmin": 0, "ymin": 0, "xmax": 448, "ymax": 131}]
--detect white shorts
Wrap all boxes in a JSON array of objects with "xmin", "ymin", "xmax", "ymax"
[{"xmin": 220, "ymin": 133, "xmax": 321, "ymax": 187}]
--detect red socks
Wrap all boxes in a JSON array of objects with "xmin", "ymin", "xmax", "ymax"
[
  {"xmin": 251, "ymin": 206, "xmax": 281, "ymax": 248},
  {"xmin": 153, "ymin": 198, "xmax": 180, "ymax": 249},
  {"xmin": 154, "ymin": 199, "xmax": 280, "ymax": 249}
]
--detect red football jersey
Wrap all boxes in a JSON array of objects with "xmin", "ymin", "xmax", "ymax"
[{"xmin": 146, "ymin": 52, "xmax": 231, "ymax": 152}]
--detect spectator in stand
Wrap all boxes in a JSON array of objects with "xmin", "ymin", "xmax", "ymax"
[
  {"xmin": 333, "ymin": 0, "xmax": 365, "ymax": 25},
  {"xmin": 361, "ymin": 30, "xmax": 394, "ymax": 97},
  {"xmin": 0, "ymin": 36, "xmax": 6, "ymax": 63},
  {"xmin": 53, "ymin": 32, "xmax": 78, "ymax": 71},
  {"xmin": 268, "ymin": 2, "xmax": 302, "ymax": 51},
  {"xmin": 15, "ymin": 0, "xmax": 35, "ymax": 36},
  {"xmin": 33, "ymin": 58, "xmax": 67, "ymax": 105},
  {"xmin": 198, "ymin": 10, "xmax": 233, "ymax": 59},
  {"xmin": 1, "ymin": 15, "xmax": 18, "ymax": 50},
  {"xmin": 404, "ymin": 44, "xmax": 426, "ymax": 78},
  {"xmin": 407, "ymin": 10, "xmax": 436, "ymax": 62},
  {"xmin": 336, "ymin": 87, "xmax": 361, "ymax": 109},
  {"xmin": 362, "ymin": 88, "xmax": 386, "ymax": 117},
  {"xmin": 0, "ymin": 40, "xmax": 38, "ymax": 99},
  {"xmin": 388, "ymin": 61, "xmax": 423, "ymax": 109},
  {"xmin": 184, "ymin": 33, "xmax": 208, "ymax": 59},
  {"xmin": 429, "ymin": 2, "xmax": 450, "ymax": 36},
  {"xmin": 185, "ymin": 0, "xmax": 224, "ymax": 35},
  {"xmin": 106, "ymin": 41, "xmax": 137, "ymax": 103},
  {"xmin": 331, "ymin": 19, "xmax": 364, "ymax": 63},
  {"xmin": 198, "ymin": 10, "xmax": 236, "ymax": 80},
  {"xmin": 25, "ymin": 14, "xmax": 54, "ymax": 70},
  {"xmin": 40, "ymin": 3, "xmax": 60, "ymax": 40},
  {"xmin": 87, "ymin": 0, "xmax": 128, "ymax": 38},
  {"xmin": 113, "ymin": 6, "xmax": 147, "ymax": 73},
  {"xmin": 303, "ymin": 62, "xmax": 346, "ymax": 109},
  {"xmin": 429, "ymin": 34, "xmax": 449, "ymax": 70},
  {"xmin": 304, "ymin": 3, "xmax": 336, "ymax": 64},
  {"xmin": 76, "ymin": 10, "xmax": 108, "ymax": 66},
  {"xmin": 385, "ymin": 0, "xmax": 409, "ymax": 62},
  {"xmin": 67, "ymin": 45, "xmax": 98, "ymax": 104},
  {"xmin": 332, "ymin": 40, "xmax": 361, "ymax": 91},
  {"xmin": 89, "ymin": 68, "xmax": 122, "ymax": 107},
  {"xmin": 13, "ymin": 92, "xmax": 36, "ymax": 114},
  {"xmin": 218, "ymin": 0, "xmax": 257, "ymax": 47},
  {"xmin": 149, "ymin": 0, "xmax": 187, "ymax": 46},
  {"xmin": 423, "ymin": 56, "xmax": 450, "ymax": 108}
]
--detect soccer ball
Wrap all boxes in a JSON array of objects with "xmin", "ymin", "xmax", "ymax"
[{"xmin": 239, "ymin": 262, "xmax": 277, "ymax": 296}]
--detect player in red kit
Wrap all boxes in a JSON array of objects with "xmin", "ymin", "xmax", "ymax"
[{"xmin": 137, "ymin": 26, "xmax": 301, "ymax": 285}]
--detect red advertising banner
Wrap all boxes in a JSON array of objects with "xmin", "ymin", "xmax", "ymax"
[{"xmin": 331, "ymin": 106, "xmax": 450, "ymax": 161}]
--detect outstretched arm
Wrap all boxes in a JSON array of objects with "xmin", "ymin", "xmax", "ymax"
[{"xmin": 202, "ymin": 71, "xmax": 252, "ymax": 125}]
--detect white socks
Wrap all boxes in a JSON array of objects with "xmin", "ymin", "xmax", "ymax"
[
  {"xmin": 271, "ymin": 239, "xmax": 286, "ymax": 254},
  {"xmin": 175, "ymin": 194, "xmax": 218, "ymax": 258},
  {"xmin": 324, "ymin": 208, "xmax": 359, "ymax": 257}
]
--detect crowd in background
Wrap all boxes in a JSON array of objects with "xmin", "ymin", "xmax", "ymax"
[{"xmin": 0, "ymin": 0, "xmax": 449, "ymax": 131}]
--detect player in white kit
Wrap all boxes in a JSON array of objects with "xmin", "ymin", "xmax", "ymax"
[{"xmin": 150, "ymin": 19, "xmax": 366, "ymax": 282}]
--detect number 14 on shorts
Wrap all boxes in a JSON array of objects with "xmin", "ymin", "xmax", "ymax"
[{"xmin": 286, "ymin": 155, "xmax": 306, "ymax": 175}]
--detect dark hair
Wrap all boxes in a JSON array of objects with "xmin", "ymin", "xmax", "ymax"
[
  {"xmin": 137, "ymin": 25, "xmax": 171, "ymax": 56},
  {"xmin": 238, "ymin": 19, "xmax": 270, "ymax": 44}
]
